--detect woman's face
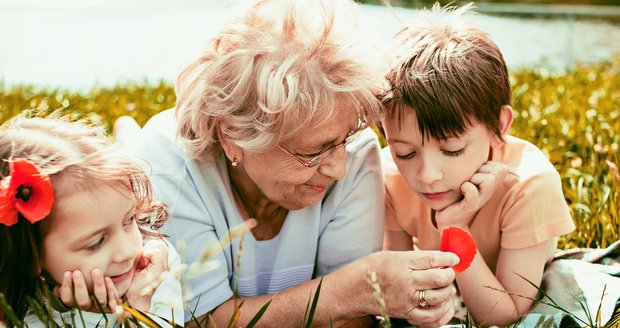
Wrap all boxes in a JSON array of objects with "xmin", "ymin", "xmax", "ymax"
[
  {"xmin": 42, "ymin": 183, "xmax": 143, "ymax": 297},
  {"xmin": 238, "ymin": 105, "xmax": 360, "ymax": 210}
]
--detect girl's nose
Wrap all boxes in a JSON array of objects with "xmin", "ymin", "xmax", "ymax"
[{"xmin": 113, "ymin": 236, "xmax": 140, "ymax": 264}]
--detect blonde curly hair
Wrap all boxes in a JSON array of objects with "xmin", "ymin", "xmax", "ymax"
[{"xmin": 175, "ymin": 0, "xmax": 383, "ymax": 161}]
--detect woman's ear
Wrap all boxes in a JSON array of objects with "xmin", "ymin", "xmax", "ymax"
[
  {"xmin": 491, "ymin": 105, "xmax": 514, "ymax": 147},
  {"xmin": 216, "ymin": 122, "xmax": 243, "ymax": 164}
]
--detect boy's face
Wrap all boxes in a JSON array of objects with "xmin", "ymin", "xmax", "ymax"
[
  {"xmin": 43, "ymin": 183, "xmax": 143, "ymax": 297},
  {"xmin": 383, "ymin": 108, "xmax": 493, "ymax": 211}
]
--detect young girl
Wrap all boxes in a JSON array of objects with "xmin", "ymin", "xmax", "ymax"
[
  {"xmin": 379, "ymin": 4, "xmax": 575, "ymax": 326},
  {"xmin": 0, "ymin": 116, "xmax": 183, "ymax": 327}
]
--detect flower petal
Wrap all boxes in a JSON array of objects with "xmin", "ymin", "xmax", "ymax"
[
  {"xmin": 0, "ymin": 176, "xmax": 18, "ymax": 226},
  {"xmin": 0, "ymin": 194, "xmax": 19, "ymax": 227},
  {"xmin": 9, "ymin": 159, "xmax": 55, "ymax": 224},
  {"xmin": 440, "ymin": 227, "xmax": 477, "ymax": 273}
]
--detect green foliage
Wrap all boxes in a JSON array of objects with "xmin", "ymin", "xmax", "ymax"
[
  {"xmin": 509, "ymin": 59, "xmax": 620, "ymax": 249},
  {"xmin": 0, "ymin": 81, "xmax": 175, "ymax": 134},
  {"xmin": 1, "ymin": 59, "xmax": 619, "ymax": 251}
]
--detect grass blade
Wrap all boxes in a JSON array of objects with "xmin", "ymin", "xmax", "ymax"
[
  {"xmin": 0, "ymin": 293, "xmax": 24, "ymax": 328},
  {"xmin": 246, "ymin": 298, "xmax": 273, "ymax": 328},
  {"xmin": 305, "ymin": 277, "xmax": 323, "ymax": 328},
  {"xmin": 120, "ymin": 302, "xmax": 162, "ymax": 328}
]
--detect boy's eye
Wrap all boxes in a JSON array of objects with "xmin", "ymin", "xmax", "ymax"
[
  {"xmin": 395, "ymin": 151, "xmax": 417, "ymax": 160},
  {"xmin": 85, "ymin": 236, "xmax": 106, "ymax": 251},
  {"xmin": 443, "ymin": 148, "xmax": 465, "ymax": 157}
]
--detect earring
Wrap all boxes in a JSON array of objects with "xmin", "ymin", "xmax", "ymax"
[{"xmin": 231, "ymin": 157, "xmax": 238, "ymax": 167}]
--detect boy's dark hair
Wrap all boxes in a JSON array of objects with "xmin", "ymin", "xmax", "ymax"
[{"xmin": 381, "ymin": 3, "xmax": 511, "ymax": 141}]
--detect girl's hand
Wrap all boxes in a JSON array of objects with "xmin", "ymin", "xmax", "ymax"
[
  {"xmin": 124, "ymin": 239, "xmax": 170, "ymax": 311},
  {"xmin": 54, "ymin": 269, "xmax": 119, "ymax": 313},
  {"xmin": 435, "ymin": 161, "xmax": 509, "ymax": 230}
]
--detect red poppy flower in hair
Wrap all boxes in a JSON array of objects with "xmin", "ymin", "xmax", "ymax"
[
  {"xmin": 440, "ymin": 226, "xmax": 477, "ymax": 273},
  {"xmin": 0, "ymin": 159, "xmax": 54, "ymax": 226}
]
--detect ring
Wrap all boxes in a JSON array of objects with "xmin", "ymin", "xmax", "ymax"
[{"xmin": 418, "ymin": 289, "xmax": 428, "ymax": 308}]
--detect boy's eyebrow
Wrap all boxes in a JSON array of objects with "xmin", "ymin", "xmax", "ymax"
[{"xmin": 386, "ymin": 137, "xmax": 409, "ymax": 145}]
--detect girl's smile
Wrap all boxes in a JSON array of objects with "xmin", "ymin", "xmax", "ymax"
[
  {"xmin": 42, "ymin": 182, "xmax": 143, "ymax": 297},
  {"xmin": 110, "ymin": 266, "xmax": 135, "ymax": 284}
]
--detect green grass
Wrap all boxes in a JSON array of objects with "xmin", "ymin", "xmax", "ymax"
[{"xmin": 1, "ymin": 58, "xmax": 619, "ymax": 250}]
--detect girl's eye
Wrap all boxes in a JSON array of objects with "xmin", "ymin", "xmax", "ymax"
[
  {"xmin": 123, "ymin": 215, "xmax": 136, "ymax": 227},
  {"xmin": 395, "ymin": 151, "xmax": 417, "ymax": 160},
  {"xmin": 86, "ymin": 236, "xmax": 106, "ymax": 251},
  {"xmin": 443, "ymin": 148, "xmax": 465, "ymax": 157}
]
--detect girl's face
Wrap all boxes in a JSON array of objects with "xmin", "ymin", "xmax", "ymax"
[
  {"xmin": 235, "ymin": 105, "xmax": 360, "ymax": 210},
  {"xmin": 382, "ymin": 108, "xmax": 495, "ymax": 211},
  {"xmin": 42, "ymin": 183, "xmax": 142, "ymax": 297}
]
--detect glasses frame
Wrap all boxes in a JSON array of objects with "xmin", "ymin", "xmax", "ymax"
[{"xmin": 276, "ymin": 116, "xmax": 369, "ymax": 168}]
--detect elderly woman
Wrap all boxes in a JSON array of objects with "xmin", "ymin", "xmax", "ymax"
[{"xmin": 125, "ymin": 0, "xmax": 458, "ymax": 326}]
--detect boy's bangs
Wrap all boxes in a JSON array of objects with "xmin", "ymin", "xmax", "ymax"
[{"xmin": 393, "ymin": 90, "xmax": 474, "ymax": 143}]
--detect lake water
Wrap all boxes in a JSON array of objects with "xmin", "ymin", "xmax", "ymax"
[{"xmin": 1, "ymin": 0, "xmax": 619, "ymax": 91}]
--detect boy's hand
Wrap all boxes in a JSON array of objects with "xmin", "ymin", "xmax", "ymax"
[
  {"xmin": 124, "ymin": 239, "xmax": 170, "ymax": 311},
  {"xmin": 435, "ymin": 161, "xmax": 509, "ymax": 230},
  {"xmin": 53, "ymin": 269, "xmax": 119, "ymax": 313}
]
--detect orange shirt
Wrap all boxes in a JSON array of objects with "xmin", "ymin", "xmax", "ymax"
[{"xmin": 383, "ymin": 135, "xmax": 575, "ymax": 272}]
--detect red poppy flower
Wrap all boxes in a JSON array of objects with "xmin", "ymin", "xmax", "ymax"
[
  {"xmin": 0, "ymin": 159, "xmax": 54, "ymax": 226},
  {"xmin": 440, "ymin": 226, "xmax": 477, "ymax": 273}
]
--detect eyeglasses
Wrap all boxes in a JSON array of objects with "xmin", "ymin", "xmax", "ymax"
[{"xmin": 276, "ymin": 117, "xmax": 369, "ymax": 168}]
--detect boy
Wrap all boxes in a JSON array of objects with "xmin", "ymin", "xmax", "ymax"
[{"xmin": 379, "ymin": 4, "xmax": 575, "ymax": 326}]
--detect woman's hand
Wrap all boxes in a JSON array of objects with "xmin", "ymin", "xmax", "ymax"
[
  {"xmin": 435, "ymin": 161, "xmax": 509, "ymax": 231},
  {"xmin": 53, "ymin": 269, "xmax": 119, "ymax": 313},
  {"xmin": 124, "ymin": 239, "xmax": 170, "ymax": 311},
  {"xmin": 367, "ymin": 250, "xmax": 459, "ymax": 327}
]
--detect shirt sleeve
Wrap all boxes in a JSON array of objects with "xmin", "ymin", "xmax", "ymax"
[
  {"xmin": 314, "ymin": 128, "xmax": 385, "ymax": 275},
  {"xmin": 500, "ymin": 169, "xmax": 575, "ymax": 249}
]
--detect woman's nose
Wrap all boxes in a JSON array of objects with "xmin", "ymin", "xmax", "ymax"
[{"xmin": 318, "ymin": 145, "xmax": 346, "ymax": 180}]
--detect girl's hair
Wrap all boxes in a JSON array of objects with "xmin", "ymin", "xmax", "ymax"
[
  {"xmin": 381, "ymin": 3, "xmax": 511, "ymax": 141},
  {"xmin": 0, "ymin": 116, "xmax": 168, "ymax": 322},
  {"xmin": 175, "ymin": 0, "xmax": 383, "ymax": 161}
]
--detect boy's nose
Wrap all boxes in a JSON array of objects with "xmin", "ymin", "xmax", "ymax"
[{"xmin": 417, "ymin": 158, "xmax": 443, "ymax": 184}]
